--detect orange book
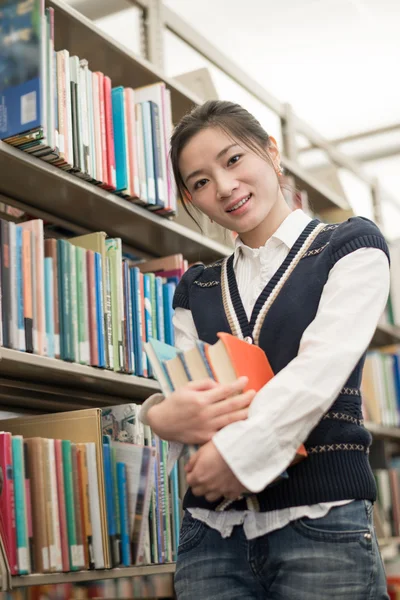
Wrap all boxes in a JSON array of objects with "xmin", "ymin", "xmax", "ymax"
[{"xmin": 205, "ymin": 332, "xmax": 307, "ymax": 462}]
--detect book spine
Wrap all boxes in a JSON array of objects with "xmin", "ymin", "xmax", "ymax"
[
  {"xmin": 86, "ymin": 250, "xmax": 98, "ymax": 366},
  {"xmin": 105, "ymin": 255, "xmax": 113, "ymax": 370},
  {"xmin": 12, "ymin": 436, "xmax": 30, "ymax": 574},
  {"xmin": 140, "ymin": 101, "xmax": 156, "ymax": 205},
  {"xmin": 0, "ymin": 433, "xmax": 18, "ymax": 574},
  {"xmin": 95, "ymin": 252, "xmax": 106, "ymax": 368},
  {"xmin": 85, "ymin": 443, "xmax": 105, "ymax": 569},
  {"xmin": 104, "ymin": 76, "xmax": 117, "ymax": 190},
  {"xmin": 130, "ymin": 267, "xmax": 142, "ymax": 376},
  {"xmin": 155, "ymin": 276, "xmax": 165, "ymax": 343},
  {"xmin": 149, "ymin": 101, "xmax": 165, "ymax": 210},
  {"xmin": 69, "ymin": 243, "xmax": 79, "ymax": 362},
  {"xmin": 61, "ymin": 440, "xmax": 79, "ymax": 571},
  {"xmin": 116, "ymin": 462, "xmax": 131, "ymax": 566},
  {"xmin": 135, "ymin": 104, "xmax": 148, "ymax": 203},
  {"xmin": 16, "ymin": 226, "xmax": 26, "ymax": 351},
  {"xmin": 103, "ymin": 443, "xmax": 119, "ymax": 567},
  {"xmin": 92, "ymin": 73, "xmax": 102, "ymax": 182},
  {"xmin": 47, "ymin": 439, "xmax": 63, "ymax": 572},
  {"xmin": 54, "ymin": 440, "xmax": 70, "ymax": 572},
  {"xmin": 1, "ymin": 220, "xmax": 10, "ymax": 347},
  {"xmin": 96, "ymin": 72, "xmax": 108, "ymax": 187},
  {"xmin": 71, "ymin": 444, "xmax": 85, "ymax": 569},
  {"xmin": 44, "ymin": 257, "xmax": 55, "ymax": 358},
  {"xmin": 45, "ymin": 244, "xmax": 58, "ymax": 357},
  {"xmin": 76, "ymin": 247, "xmax": 89, "ymax": 364}
]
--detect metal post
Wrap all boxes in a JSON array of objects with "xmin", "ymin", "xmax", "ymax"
[
  {"xmin": 281, "ymin": 103, "xmax": 298, "ymax": 162},
  {"xmin": 144, "ymin": 0, "xmax": 164, "ymax": 71},
  {"xmin": 371, "ymin": 178, "xmax": 384, "ymax": 229}
]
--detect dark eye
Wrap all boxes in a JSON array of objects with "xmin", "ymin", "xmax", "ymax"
[
  {"xmin": 194, "ymin": 178, "xmax": 208, "ymax": 190},
  {"xmin": 228, "ymin": 154, "xmax": 241, "ymax": 166}
]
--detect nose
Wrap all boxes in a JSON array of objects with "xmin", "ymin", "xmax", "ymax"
[{"xmin": 216, "ymin": 172, "xmax": 238, "ymax": 199}]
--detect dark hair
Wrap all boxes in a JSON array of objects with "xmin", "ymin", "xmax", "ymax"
[{"xmin": 170, "ymin": 100, "xmax": 277, "ymax": 226}]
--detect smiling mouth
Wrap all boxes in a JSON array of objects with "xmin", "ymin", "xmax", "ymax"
[{"xmin": 226, "ymin": 194, "xmax": 251, "ymax": 213}]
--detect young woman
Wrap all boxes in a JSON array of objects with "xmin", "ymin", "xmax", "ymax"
[{"xmin": 141, "ymin": 101, "xmax": 390, "ymax": 599}]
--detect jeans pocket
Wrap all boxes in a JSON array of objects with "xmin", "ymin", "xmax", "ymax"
[
  {"xmin": 178, "ymin": 511, "xmax": 208, "ymax": 556},
  {"xmin": 291, "ymin": 500, "xmax": 372, "ymax": 543}
]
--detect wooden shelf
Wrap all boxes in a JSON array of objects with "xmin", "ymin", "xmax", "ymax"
[
  {"xmin": 7, "ymin": 563, "xmax": 175, "ymax": 590},
  {"xmin": 0, "ymin": 347, "xmax": 160, "ymax": 410},
  {"xmin": 281, "ymin": 156, "xmax": 350, "ymax": 215},
  {"xmin": 366, "ymin": 422, "xmax": 400, "ymax": 441},
  {"xmin": 370, "ymin": 323, "xmax": 400, "ymax": 348}
]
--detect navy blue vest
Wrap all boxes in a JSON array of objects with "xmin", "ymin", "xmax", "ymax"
[{"xmin": 173, "ymin": 216, "xmax": 390, "ymax": 512}]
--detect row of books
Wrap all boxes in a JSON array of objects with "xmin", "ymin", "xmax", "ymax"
[
  {"xmin": 0, "ymin": 572, "xmax": 174, "ymax": 599},
  {"xmin": 362, "ymin": 347, "xmax": 400, "ymax": 427},
  {"xmin": 0, "ymin": 1, "xmax": 176, "ymax": 213},
  {"xmin": 0, "ymin": 401, "xmax": 184, "ymax": 578},
  {"xmin": 0, "ymin": 215, "xmax": 189, "ymax": 374},
  {"xmin": 375, "ymin": 465, "xmax": 400, "ymax": 541}
]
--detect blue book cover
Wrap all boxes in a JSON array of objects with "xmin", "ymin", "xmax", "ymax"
[
  {"xmin": 130, "ymin": 266, "xmax": 143, "ymax": 377},
  {"xmin": 140, "ymin": 101, "xmax": 156, "ymax": 206},
  {"xmin": 44, "ymin": 256, "xmax": 55, "ymax": 358},
  {"xmin": 116, "ymin": 462, "xmax": 131, "ymax": 566},
  {"xmin": 143, "ymin": 273, "xmax": 153, "ymax": 376},
  {"xmin": 0, "ymin": 0, "xmax": 45, "ymax": 140},
  {"xmin": 144, "ymin": 337, "xmax": 178, "ymax": 395},
  {"xmin": 56, "ymin": 239, "xmax": 66, "ymax": 360},
  {"xmin": 15, "ymin": 225, "xmax": 25, "ymax": 351},
  {"xmin": 95, "ymin": 252, "xmax": 106, "ymax": 368},
  {"xmin": 392, "ymin": 354, "xmax": 400, "ymax": 415},
  {"xmin": 162, "ymin": 282, "xmax": 175, "ymax": 347},
  {"xmin": 155, "ymin": 276, "xmax": 164, "ymax": 343},
  {"xmin": 111, "ymin": 86, "xmax": 128, "ymax": 193},
  {"xmin": 122, "ymin": 260, "xmax": 133, "ymax": 373},
  {"xmin": 102, "ymin": 439, "xmax": 119, "ymax": 567},
  {"xmin": 170, "ymin": 463, "xmax": 181, "ymax": 559}
]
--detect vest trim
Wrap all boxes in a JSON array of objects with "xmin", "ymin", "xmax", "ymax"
[{"xmin": 220, "ymin": 220, "xmax": 326, "ymax": 344}]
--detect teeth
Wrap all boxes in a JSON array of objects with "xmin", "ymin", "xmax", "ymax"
[{"xmin": 227, "ymin": 195, "xmax": 250, "ymax": 212}]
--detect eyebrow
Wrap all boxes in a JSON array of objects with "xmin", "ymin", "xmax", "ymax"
[{"xmin": 185, "ymin": 143, "xmax": 239, "ymax": 185}]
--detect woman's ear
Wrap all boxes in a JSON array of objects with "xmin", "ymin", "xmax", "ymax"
[{"xmin": 267, "ymin": 136, "xmax": 281, "ymax": 173}]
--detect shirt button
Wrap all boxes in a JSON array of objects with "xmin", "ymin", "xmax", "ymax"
[{"xmin": 244, "ymin": 336, "xmax": 253, "ymax": 344}]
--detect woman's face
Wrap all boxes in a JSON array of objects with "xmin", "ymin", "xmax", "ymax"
[{"xmin": 179, "ymin": 126, "xmax": 286, "ymax": 244}]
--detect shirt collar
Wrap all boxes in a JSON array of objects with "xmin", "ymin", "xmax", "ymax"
[{"xmin": 233, "ymin": 209, "xmax": 313, "ymax": 267}]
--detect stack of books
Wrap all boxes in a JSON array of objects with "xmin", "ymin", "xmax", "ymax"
[{"xmin": 0, "ymin": 0, "xmax": 176, "ymax": 213}]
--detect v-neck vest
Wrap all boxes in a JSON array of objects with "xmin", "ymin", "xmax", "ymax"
[{"xmin": 173, "ymin": 216, "xmax": 390, "ymax": 512}]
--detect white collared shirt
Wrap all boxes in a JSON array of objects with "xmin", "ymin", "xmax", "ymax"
[{"xmin": 168, "ymin": 210, "xmax": 390, "ymax": 539}]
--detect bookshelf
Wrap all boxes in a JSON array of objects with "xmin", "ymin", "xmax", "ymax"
[
  {"xmin": 5, "ymin": 563, "xmax": 176, "ymax": 591},
  {"xmin": 0, "ymin": 0, "xmax": 398, "ymax": 593}
]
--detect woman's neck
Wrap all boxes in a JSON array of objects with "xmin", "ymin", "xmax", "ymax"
[{"xmin": 239, "ymin": 197, "xmax": 292, "ymax": 249}]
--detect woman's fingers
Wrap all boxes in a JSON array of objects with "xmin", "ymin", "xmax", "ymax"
[
  {"xmin": 210, "ymin": 389, "xmax": 255, "ymax": 418},
  {"xmin": 214, "ymin": 408, "xmax": 250, "ymax": 431},
  {"xmin": 185, "ymin": 378, "xmax": 219, "ymax": 391},
  {"xmin": 204, "ymin": 376, "xmax": 249, "ymax": 403}
]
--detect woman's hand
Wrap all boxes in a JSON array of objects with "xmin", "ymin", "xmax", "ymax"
[
  {"xmin": 186, "ymin": 441, "xmax": 248, "ymax": 502},
  {"xmin": 146, "ymin": 376, "xmax": 255, "ymax": 444}
]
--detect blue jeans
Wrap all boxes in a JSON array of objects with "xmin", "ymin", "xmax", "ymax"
[{"xmin": 175, "ymin": 500, "xmax": 389, "ymax": 599}]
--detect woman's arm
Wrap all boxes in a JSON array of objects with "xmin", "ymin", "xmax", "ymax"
[
  {"xmin": 140, "ymin": 307, "xmax": 254, "ymax": 444},
  {"xmin": 204, "ymin": 247, "xmax": 390, "ymax": 493}
]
